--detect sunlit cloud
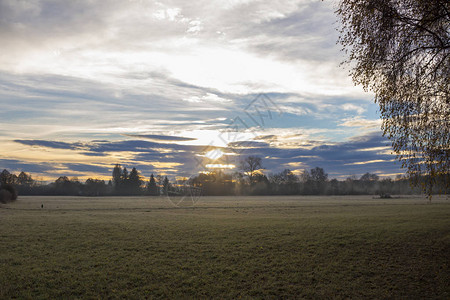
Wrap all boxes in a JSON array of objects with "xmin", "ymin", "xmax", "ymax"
[
  {"xmin": 345, "ymin": 159, "xmax": 396, "ymax": 166},
  {"xmin": 123, "ymin": 134, "xmax": 197, "ymax": 142},
  {"xmin": 205, "ymin": 164, "xmax": 235, "ymax": 169},
  {"xmin": 339, "ymin": 117, "xmax": 382, "ymax": 129}
]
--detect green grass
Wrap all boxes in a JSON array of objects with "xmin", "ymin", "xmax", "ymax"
[{"xmin": 1, "ymin": 195, "xmax": 449, "ymax": 299}]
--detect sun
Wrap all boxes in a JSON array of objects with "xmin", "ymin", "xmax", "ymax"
[{"xmin": 204, "ymin": 149, "xmax": 224, "ymax": 160}]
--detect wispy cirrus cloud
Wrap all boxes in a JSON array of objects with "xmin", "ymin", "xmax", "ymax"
[
  {"xmin": 13, "ymin": 139, "xmax": 84, "ymax": 150},
  {"xmin": 339, "ymin": 117, "xmax": 382, "ymax": 129},
  {"xmin": 122, "ymin": 134, "xmax": 197, "ymax": 142}
]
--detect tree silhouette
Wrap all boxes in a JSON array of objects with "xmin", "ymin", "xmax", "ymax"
[
  {"xmin": 251, "ymin": 173, "xmax": 270, "ymax": 195},
  {"xmin": 147, "ymin": 174, "xmax": 158, "ymax": 196},
  {"xmin": 360, "ymin": 173, "xmax": 379, "ymax": 182},
  {"xmin": 122, "ymin": 167, "xmax": 129, "ymax": 182},
  {"xmin": 269, "ymin": 169, "xmax": 299, "ymax": 194},
  {"xmin": 17, "ymin": 172, "xmax": 34, "ymax": 187},
  {"xmin": 112, "ymin": 164, "xmax": 122, "ymax": 192},
  {"xmin": 162, "ymin": 176, "xmax": 170, "ymax": 195},
  {"xmin": 121, "ymin": 167, "xmax": 129, "ymax": 194},
  {"xmin": 54, "ymin": 176, "xmax": 80, "ymax": 195},
  {"xmin": 84, "ymin": 178, "xmax": 106, "ymax": 196},
  {"xmin": 190, "ymin": 171, "xmax": 233, "ymax": 195},
  {"xmin": 240, "ymin": 156, "xmax": 263, "ymax": 185},
  {"xmin": 302, "ymin": 167, "xmax": 328, "ymax": 194},
  {"xmin": 337, "ymin": 0, "xmax": 449, "ymax": 197},
  {"xmin": 0, "ymin": 169, "xmax": 16, "ymax": 186},
  {"xmin": 360, "ymin": 173, "xmax": 380, "ymax": 194},
  {"xmin": 0, "ymin": 184, "xmax": 17, "ymax": 203},
  {"xmin": 310, "ymin": 167, "xmax": 328, "ymax": 183},
  {"xmin": 128, "ymin": 167, "xmax": 141, "ymax": 195}
]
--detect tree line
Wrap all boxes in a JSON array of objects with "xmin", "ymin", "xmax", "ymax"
[{"xmin": 1, "ymin": 157, "xmax": 447, "ymax": 198}]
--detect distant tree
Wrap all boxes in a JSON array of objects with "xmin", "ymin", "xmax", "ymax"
[
  {"xmin": 299, "ymin": 169, "xmax": 312, "ymax": 194},
  {"xmin": 106, "ymin": 180, "xmax": 113, "ymax": 195},
  {"xmin": 84, "ymin": 178, "xmax": 106, "ymax": 196},
  {"xmin": 0, "ymin": 184, "xmax": 18, "ymax": 203},
  {"xmin": 54, "ymin": 176, "xmax": 80, "ymax": 195},
  {"xmin": 251, "ymin": 173, "xmax": 270, "ymax": 195},
  {"xmin": 360, "ymin": 173, "xmax": 380, "ymax": 194},
  {"xmin": 299, "ymin": 169, "xmax": 311, "ymax": 181},
  {"xmin": 0, "ymin": 169, "xmax": 16, "ymax": 186},
  {"xmin": 269, "ymin": 172, "xmax": 283, "ymax": 187},
  {"xmin": 0, "ymin": 169, "xmax": 7, "ymax": 186},
  {"xmin": 328, "ymin": 178, "xmax": 340, "ymax": 195},
  {"xmin": 337, "ymin": 0, "xmax": 450, "ymax": 197},
  {"xmin": 162, "ymin": 176, "xmax": 170, "ymax": 195},
  {"xmin": 17, "ymin": 172, "xmax": 33, "ymax": 186},
  {"xmin": 214, "ymin": 171, "xmax": 233, "ymax": 195},
  {"xmin": 15, "ymin": 171, "xmax": 35, "ymax": 195},
  {"xmin": 240, "ymin": 156, "xmax": 263, "ymax": 185},
  {"xmin": 190, "ymin": 171, "xmax": 233, "ymax": 196},
  {"xmin": 232, "ymin": 172, "xmax": 245, "ymax": 195},
  {"xmin": 191, "ymin": 173, "xmax": 214, "ymax": 187},
  {"xmin": 156, "ymin": 175, "xmax": 163, "ymax": 187},
  {"xmin": 344, "ymin": 176, "xmax": 356, "ymax": 195},
  {"xmin": 310, "ymin": 167, "xmax": 328, "ymax": 182},
  {"xmin": 55, "ymin": 176, "xmax": 70, "ymax": 185},
  {"xmin": 112, "ymin": 164, "xmax": 122, "ymax": 192},
  {"xmin": 269, "ymin": 169, "xmax": 299, "ymax": 194},
  {"xmin": 147, "ymin": 174, "xmax": 158, "ymax": 196},
  {"xmin": 360, "ymin": 173, "xmax": 379, "ymax": 182},
  {"xmin": 122, "ymin": 167, "xmax": 129, "ymax": 182},
  {"xmin": 302, "ymin": 167, "xmax": 328, "ymax": 195},
  {"xmin": 128, "ymin": 167, "xmax": 141, "ymax": 195},
  {"xmin": 379, "ymin": 178, "xmax": 394, "ymax": 198},
  {"xmin": 281, "ymin": 169, "xmax": 299, "ymax": 194}
]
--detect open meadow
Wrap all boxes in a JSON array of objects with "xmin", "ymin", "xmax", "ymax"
[{"xmin": 1, "ymin": 195, "xmax": 449, "ymax": 299}]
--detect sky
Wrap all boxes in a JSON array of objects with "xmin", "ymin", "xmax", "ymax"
[{"xmin": 0, "ymin": 0, "xmax": 405, "ymax": 182}]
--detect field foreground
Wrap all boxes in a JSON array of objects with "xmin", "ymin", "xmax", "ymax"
[{"xmin": 1, "ymin": 195, "xmax": 449, "ymax": 299}]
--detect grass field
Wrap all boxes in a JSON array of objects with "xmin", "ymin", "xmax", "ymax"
[{"xmin": 1, "ymin": 195, "xmax": 449, "ymax": 299}]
